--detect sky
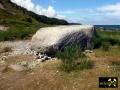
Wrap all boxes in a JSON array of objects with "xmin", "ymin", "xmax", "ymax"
[{"xmin": 11, "ymin": 0, "xmax": 120, "ymax": 25}]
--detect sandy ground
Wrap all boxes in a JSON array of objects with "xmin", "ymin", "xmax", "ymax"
[
  {"xmin": 0, "ymin": 41, "xmax": 120, "ymax": 90},
  {"xmin": 0, "ymin": 53, "xmax": 120, "ymax": 90}
]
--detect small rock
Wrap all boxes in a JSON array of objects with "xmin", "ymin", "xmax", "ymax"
[
  {"xmin": 1, "ymin": 56, "xmax": 7, "ymax": 61},
  {"xmin": 36, "ymin": 59, "xmax": 42, "ymax": 62},
  {"xmin": 41, "ymin": 58, "xmax": 46, "ymax": 62},
  {"xmin": 90, "ymin": 50, "xmax": 93, "ymax": 53},
  {"xmin": 84, "ymin": 50, "xmax": 93, "ymax": 53},
  {"xmin": 44, "ymin": 56, "xmax": 49, "ymax": 60},
  {"xmin": 0, "ymin": 57, "xmax": 7, "ymax": 65},
  {"xmin": 38, "ymin": 54, "xmax": 44, "ymax": 58},
  {"xmin": 28, "ymin": 61, "xmax": 38, "ymax": 69},
  {"xmin": 18, "ymin": 61, "xmax": 28, "ymax": 67},
  {"xmin": 48, "ymin": 57, "xmax": 52, "ymax": 60},
  {"xmin": 0, "ymin": 60, "xmax": 6, "ymax": 65},
  {"xmin": 56, "ymin": 70, "xmax": 59, "ymax": 73},
  {"xmin": 9, "ymin": 64, "xmax": 28, "ymax": 71}
]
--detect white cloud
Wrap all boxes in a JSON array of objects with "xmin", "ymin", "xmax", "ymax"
[
  {"xmin": 97, "ymin": 2, "xmax": 120, "ymax": 16},
  {"xmin": 59, "ymin": 2, "xmax": 120, "ymax": 24},
  {"xmin": 51, "ymin": 0, "xmax": 57, "ymax": 4},
  {"xmin": 11, "ymin": 0, "xmax": 64, "ymax": 19},
  {"xmin": 58, "ymin": 10, "xmax": 76, "ymax": 14},
  {"xmin": 10, "ymin": 0, "xmax": 120, "ymax": 24}
]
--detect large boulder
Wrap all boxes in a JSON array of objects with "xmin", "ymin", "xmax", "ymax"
[{"xmin": 30, "ymin": 25, "xmax": 96, "ymax": 55}]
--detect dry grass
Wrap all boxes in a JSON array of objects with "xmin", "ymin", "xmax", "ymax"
[
  {"xmin": 0, "ymin": 46, "xmax": 120, "ymax": 90},
  {"xmin": 1, "ymin": 29, "xmax": 120, "ymax": 90}
]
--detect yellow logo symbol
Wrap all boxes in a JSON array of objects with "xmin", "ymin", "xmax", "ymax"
[{"xmin": 108, "ymin": 78, "xmax": 117, "ymax": 87}]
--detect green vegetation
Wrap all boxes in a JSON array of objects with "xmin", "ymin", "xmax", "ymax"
[
  {"xmin": 92, "ymin": 30, "xmax": 120, "ymax": 49},
  {"xmin": 93, "ymin": 29, "xmax": 120, "ymax": 57},
  {"xmin": 101, "ymin": 42, "xmax": 111, "ymax": 51},
  {"xmin": 95, "ymin": 46, "xmax": 120, "ymax": 57},
  {"xmin": 0, "ymin": 0, "xmax": 68, "ymax": 25},
  {"xmin": 55, "ymin": 29, "xmax": 120, "ymax": 73},
  {"xmin": 0, "ymin": 18, "xmax": 49, "ymax": 41},
  {"xmin": 0, "ymin": 0, "xmax": 68, "ymax": 41},
  {"xmin": 56, "ymin": 45, "xmax": 93, "ymax": 72}
]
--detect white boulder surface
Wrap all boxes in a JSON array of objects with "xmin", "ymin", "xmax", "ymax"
[{"xmin": 30, "ymin": 25, "xmax": 96, "ymax": 55}]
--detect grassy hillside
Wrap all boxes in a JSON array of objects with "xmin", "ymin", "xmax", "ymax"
[{"xmin": 0, "ymin": 0, "xmax": 68, "ymax": 41}]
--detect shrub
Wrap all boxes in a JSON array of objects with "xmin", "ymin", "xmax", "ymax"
[
  {"xmin": 56, "ymin": 45, "xmax": 93, "ymax": 72},
  {"xmin": 118, "ymin": 41, "xmax": 120, "ymax": 49},
  {"xmin": 102, "ymin": 37, "xmax": 118, "ymax": 46},
  {"xmin": 91, "ymin": 36, "xmax": 102, "ymax": 49},
  {"xmin": 91, "ymin": 34, "xmax": 119, "ymax": 50},
  {"xmin": 25, "ymin": 17, "xmax": 32, "ymax": 23},
  {"xmin": 101, "ymin": 42, "xmax": 111, "ymax": 51}
]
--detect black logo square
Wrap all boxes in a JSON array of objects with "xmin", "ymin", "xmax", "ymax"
[{"xmin": 99, "ymin": 77, "xmax": 118, "ymax": 88}]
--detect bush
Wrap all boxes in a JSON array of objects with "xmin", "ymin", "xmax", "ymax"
[
  {"xmin": 91, "ymin": 35, "xmax": 120, "ymax": 50},
  {"xmin": 102, "ymin": 37, "xmax": 118, "ymax": 46},
  {"xmin": 25, "ymin": 18, "xmax": 32, "ymax": 23},
  {"xmin": 56, "ymin": 45, "xmax": 93, "ymax": 72},
  {"xmin": 101, "ymin": 42, "xmax": 111, "ymax": 51},
  {"xmin": 91, "ymin": 36, "xmax": 102, "ymax": 49}
]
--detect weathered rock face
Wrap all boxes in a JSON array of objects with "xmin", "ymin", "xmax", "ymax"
[{"xmin": 30, "ymin": 25, "xmax": 96, "ymax": 55}]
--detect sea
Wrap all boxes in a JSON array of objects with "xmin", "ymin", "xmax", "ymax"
[{"xmin": 95, "ymin": 25, "xmax": 120, "ymax": 31}]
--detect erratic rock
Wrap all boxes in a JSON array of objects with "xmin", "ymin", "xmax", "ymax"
[{"xmin": 30, "ymin": 25, "xmax": 96, "ymax": 55}]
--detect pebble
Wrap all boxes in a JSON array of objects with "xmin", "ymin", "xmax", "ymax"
[{"xmin": 9, "ymin": 64, "xmax": 28, "ymax": 71}]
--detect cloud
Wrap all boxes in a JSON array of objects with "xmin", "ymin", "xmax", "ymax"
[
  {"xmin": 58, "ymin": 10, "xmax": 76, "ymax": 14},
  {"xmin": 11, "ymin": 0, "xmax": 64, "ymax": 19},
  {"xmin": 97, "ymin": 2, "xmax": 120, "ymax": 16},
  {"xmin": 10, "ymin": 0, "xmax": 120, "ymax": 24},
  {"xmin": 59, "ymin": 2, "xmax": 120, "ymax": 17},
  {"xmin": 51, "ymin": 0, "xmax": 57, "ymax": 4},
  {"xmin": 59, "ymin": 2, "xmax": 120, "ymax": 24}
]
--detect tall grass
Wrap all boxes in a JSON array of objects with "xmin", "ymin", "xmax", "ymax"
[
  {"xmin": 92, "ymin": 30, "xmax": 120, "ymax": 49},
  {"xmin": 56, "ymin": 45, "xmax": 93, "ymax": 72}
]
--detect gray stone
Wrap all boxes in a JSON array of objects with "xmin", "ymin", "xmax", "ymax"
[
  {"xmin": 18, "ymin": 61, "xmax": 28, "ymax": 67},
  {"xmin": 30, "ymin": 25, "xmax": 96, "ymax": 55},
  {"xmin": 27, "ymin": 62, "xmax": 36, "ymax": 69},
  {"xmin": 0, "ymin": 56, "xmax": 7, "ymax": 65},
  {"xmin": 0, "ymin": 56, "xmax": 7, "ymax": 61},
  {"xmin": 38, "ymin": 54, "xmax": 44, "ymax": 58},
  {"xmin": 9, "ymin": 64, "xmax": 28, "ymax": 71},
  {"xmin": 84, "ymin": 50, "xmax": 93, "ymax": 53}
]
